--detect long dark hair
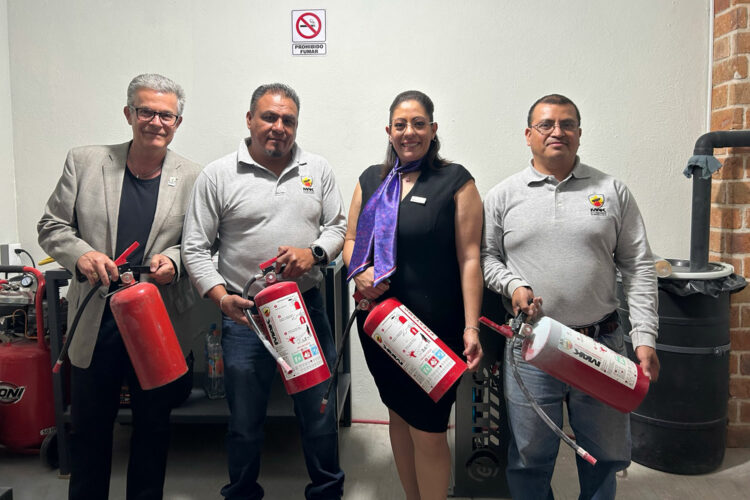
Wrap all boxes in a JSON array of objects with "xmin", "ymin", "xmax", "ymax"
[{"xmin": 381, "ymin": 90, "xmax": 450, "ymax": 178}]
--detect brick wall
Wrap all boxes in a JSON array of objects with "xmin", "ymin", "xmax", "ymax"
[{"xmin": 713, "ymin": 0, "xmax": 750, "ymax": 447}]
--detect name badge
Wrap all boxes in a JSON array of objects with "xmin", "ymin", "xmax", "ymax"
[{"xmin": 410, "ymin": 196, "xmax": 426, "ymax": 205}]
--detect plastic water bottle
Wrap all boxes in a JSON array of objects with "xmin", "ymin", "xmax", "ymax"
[{"xmin": 204, "ymin": 324, "xmax": 225, "ymax": 399}]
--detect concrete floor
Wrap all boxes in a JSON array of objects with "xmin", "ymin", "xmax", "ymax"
[{"xmin": 2, "ymin": 421, "xmax": 750, "ymax": 499}]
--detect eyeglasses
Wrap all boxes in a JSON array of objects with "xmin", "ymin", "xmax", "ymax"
[
  {"xmin": 530, "ymin": 119, "xmax": 579, "ymax": 135},
  {"xmin": 391, "ymin": 119, "xmax": 434, "ymax": 133},
  {"xmin": 131, "ymin": 107, "xmax": 180, "ymax": 126}
]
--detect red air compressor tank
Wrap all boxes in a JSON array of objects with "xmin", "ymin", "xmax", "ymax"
[
  {"xmin": 253, "ymin": 281, "xmax": 330, "ymax": 394},
  {"xmin": 110, "ymin": 282, "xmax": 187, "ymax": 390},
  {"xmin": 0, "ymin": 267, "xmax": 55, "ymax": 451},
  {"xmin": 362, "ymin": 298, "xmax": 467, "ymax": 402}
]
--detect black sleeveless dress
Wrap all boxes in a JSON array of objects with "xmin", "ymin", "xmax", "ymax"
[{"xmin": 355, "ymin": 163, "xmax": 474, "ymax": 432}]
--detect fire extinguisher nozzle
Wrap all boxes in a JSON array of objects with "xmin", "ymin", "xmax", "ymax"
[
  {"xmin": 279, "ymin": 358, "xmax": 293, "ymax": 375},
  {"xmin": 577, "ymin": 448, "xmax": 597, "ymax": 466},
  {"xmin": 52, "ymin": 361, "xmax": 62, "ymax": 374}
]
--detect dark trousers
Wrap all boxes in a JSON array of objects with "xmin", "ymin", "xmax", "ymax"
[{"xmin": 68, "ymin": 305, "xmax": 193, "ymax": 500}]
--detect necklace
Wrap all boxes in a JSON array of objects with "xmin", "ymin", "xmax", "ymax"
[
  {"xmin": 402, "ymin": 171, "xmax": 418, "ymax": 183},
  {"xmin": 128, "ymin": 162, "xmax": 163, "ymax": 179}
]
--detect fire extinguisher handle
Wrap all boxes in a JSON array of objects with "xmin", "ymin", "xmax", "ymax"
[
  {"xmin": 352, "ymin": 290, "xmax": 376, "ymax": 311},
  {"xmin": 113, "ymin": 241, "xmax": 139, "ymax": 266},
  {"xmin": 479, "ymin": 316, "xmax": 514, "ymax": 339},
  {"xmin": 259, "ymin": 257, "xmax": 278, "ymax": 271}
]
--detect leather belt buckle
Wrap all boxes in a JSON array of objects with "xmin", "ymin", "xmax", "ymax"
[{"xmin": 573, "ymin": 311, "xmax": 619, "ymax": 339}]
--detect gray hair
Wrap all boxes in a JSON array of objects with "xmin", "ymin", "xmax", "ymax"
[
  {"xmin": 249, "ymin": 83, "xmax": 300, "ymax": 115},
  {"xmin": 126, "ymin": 73, "xmax": 186, "ymax": 115}
]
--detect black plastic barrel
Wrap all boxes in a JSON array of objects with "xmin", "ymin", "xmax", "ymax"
[{"xmin": 618, "ymin": 283, "xmax": 730, "ymax": 474}]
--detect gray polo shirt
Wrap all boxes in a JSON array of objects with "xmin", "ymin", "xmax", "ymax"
[
  {"xmin": 182, "ymin": 138, "xmax": 346, "ymax": 297},
  {"xmin": 481, "ymin": 158, "xmax": 658, "ymax": 349}
]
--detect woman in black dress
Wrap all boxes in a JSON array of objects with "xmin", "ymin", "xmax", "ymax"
[{"xmin": 343, "ymin": 90, "xmax": 483, "ymax": 500}]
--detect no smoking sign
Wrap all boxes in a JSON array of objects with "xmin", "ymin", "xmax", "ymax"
[{"xmin": 292, "ymin": 10, "xmax": 325, "ymax": 42}]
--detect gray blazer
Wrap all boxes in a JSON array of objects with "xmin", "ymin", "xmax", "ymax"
[{"xmin": 38, "ymin": 142, "xmax": 202, "ymax": 368}]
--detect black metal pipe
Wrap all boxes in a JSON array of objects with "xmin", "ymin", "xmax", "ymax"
[
  {"xmin": 690, "ymin": 131, "xmax": 750, "ymax": 272},
  {"xmin": 693, "ymin": 131, "xmax": 750, "ymax": 156}
]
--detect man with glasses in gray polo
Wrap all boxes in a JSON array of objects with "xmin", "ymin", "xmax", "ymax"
[
  {"xmin": 38, "ymin": 73, "xmax": 201, "ymax": 500},
  {"xmin": 481, "ymin": 94, "xmax": 660, "ymax": 499}
]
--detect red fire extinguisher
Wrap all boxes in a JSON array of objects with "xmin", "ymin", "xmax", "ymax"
[
  {"xmin": 480, "ymin": 314, "xmax": 650, "ymax": 413},
  {"xmin": 110, "ymin": 280, "xmax": 187, "ymax": 390},
  {"xmin": 320, "ymin": 291, "xmax": 467, "ymax": 413},
  {"xmin": 0, "ymin": 265, "xmax": 55, "ymax": 452},
  {"xmin": 480, "ymin": 312, "xmax": 652, "ymax": 466},
  {"xmin": 241, "ymin": 257, "xmax": 330, "ymax": 395},
  {"xmin": 53, "ymin": 242, "xmax": 187, "ymax": 390},
  {"xmin": 361, "ymin": 296, "xmax": 468, "ymax": 402}
]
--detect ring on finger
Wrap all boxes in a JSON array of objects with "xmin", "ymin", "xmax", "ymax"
[{"xmin": 91, "ymin": 272, "xmax": 99, "ymax": 279}]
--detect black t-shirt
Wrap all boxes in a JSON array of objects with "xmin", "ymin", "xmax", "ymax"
[{"xmin": 115, "ymin": 167, "xmax": 160, "ymax": 265}]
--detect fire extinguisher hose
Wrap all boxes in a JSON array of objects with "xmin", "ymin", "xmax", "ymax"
[
  {"xmin": 51, "ymin": 242, "xmax": 144, "ymax": 373},
  {"xmin": 319, "ymin": 306, "xmax": 359, "ymax": 413},
  {"xmin": 241, "ymin": 276, "xmax": 293, "ymax": 375},
  {"xmin": 52, "ymin": 280, "xmax": 101, "ymax": 373},
  {"xmin": 508, "ymin": 335, "xmax": 598, "ymax": 466}
]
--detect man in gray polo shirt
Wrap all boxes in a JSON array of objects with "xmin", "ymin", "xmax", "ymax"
[
  {"xmin": 181, "ymin": 83, "xmax": 346, "ymax": 500},
  {"xmin": 482, "ymin": 94, "xmax": 660, "ymax": 500}
]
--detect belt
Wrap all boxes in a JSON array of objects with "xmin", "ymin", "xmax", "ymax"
[
  {"xmin": 571, "ymin": 311, "xmax": 620, "ymax": 338},
  {"xmin": 226, "ymin": 286, "xmax": 319, "ymax": 300}
]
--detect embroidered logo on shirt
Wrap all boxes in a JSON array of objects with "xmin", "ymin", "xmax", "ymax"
[
  {"xmin": 588, "ymin": 194, "xmax": 607, "ymax": 216},
  {"xmin": 301, "ymin": 176, "xmax": 315, "ymax": 193}
]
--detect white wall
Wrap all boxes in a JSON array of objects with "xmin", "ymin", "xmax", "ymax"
[
  {"xmin": 0, "ymin": 0, "xmax": 17, "ymax": 243},
  {"xmin": 5, "ymin": 0, "xmax": 711, "ymax": 419}
]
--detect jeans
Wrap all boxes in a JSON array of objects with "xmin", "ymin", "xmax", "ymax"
[
  {"xmin": 504, "ymin": 325, "xmax": 631, "ymax": 500},
  {"xmin": 68, "ymin": 305, "xmax": 193, "ymax": 500},
  {"xmin": 220, "ymin": 287, "xmax": 344, "ymax": 500}
]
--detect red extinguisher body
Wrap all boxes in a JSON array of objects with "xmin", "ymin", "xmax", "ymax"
[
  {"xmin": 110, "ymin": 282, "xmax": 187, "ymax": 390},
  {"xmin": 0, "ymin": 340, "xmax": 55, "ymax": 451},
  {"xmin": 522, "ymin": 316, "xmax": 649, "ymax": 413},
  {"xmin": 362, "ymin": 298, "xmax": 467, "ymax": 402},
  {"xmin": 254, "ymin": 281, "xmax": 330, "ymax": 394}
]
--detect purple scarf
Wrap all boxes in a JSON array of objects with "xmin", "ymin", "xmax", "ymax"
[{"xmin": 347, "ymin": 158, "xmax": 422, "ymax": 285}]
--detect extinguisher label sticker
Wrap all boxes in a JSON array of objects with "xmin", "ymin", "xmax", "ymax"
[
  {"xmin": 556, "ymin": 330, "xmax": 638, "ymax": 389},
  {"xmin": 263, "ymin": 292, "xmax": 325, "ymax": 380},
  {"xmin": 373, "ymin": 305, "xmax": 457, "ymax": 393},
  {"xmin": 0, "ymin": 381, "xmax": 26, "ymax": 404}
]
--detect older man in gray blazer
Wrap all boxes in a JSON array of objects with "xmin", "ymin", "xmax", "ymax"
[{"xmin": 37, "ymin": 73, "xmax": 201, "ymax": 500}]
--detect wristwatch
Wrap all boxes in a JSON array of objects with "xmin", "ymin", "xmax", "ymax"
[{"xmin": 309, "ymin": 244, "xmax": 327, "ymax": 264}]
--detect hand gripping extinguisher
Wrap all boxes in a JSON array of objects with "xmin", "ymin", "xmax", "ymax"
[
  {"xmin": 53, "ymin": 242, "xmax": 187, "ymax": 390},
  {"xmin": 241, "ymin": 257, "xmax": 330, "ymax": 395},
  {"xmin": 321, "ymin": 291, "xmax": 467, "ymax": 413}
]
